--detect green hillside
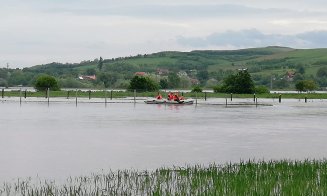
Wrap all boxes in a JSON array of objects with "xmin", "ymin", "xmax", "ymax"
[{"xmin": 1, "ymin": 46, "xmax": 327, "ymax": 89}]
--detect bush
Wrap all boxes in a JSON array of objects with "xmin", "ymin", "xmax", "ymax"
[
  {"xmin": 128, "ymin": 76, "xmax": 159, "ymax": 92},
  {"xmin": 0, "ymin": 78, "xmax": 8, "ymax": 87},
  {"xmin": 295, "ymin": 80, "xmax": 317, "ymax": 92},
  {"xmin": 213, "ymin": 85, "xmax": 224, "ymax": 93},
  {"xmin": 255, "ymin": 86, "xmax": 270, "ymax": 94},
  {"xmin": 316, "ymin": 67, "xmax": 327, "ymax": 78},
  {"xmin": 159, "ymin": 79, "xmax": 168, "ymax": 89},
  {"xmin": 59, "ymin": 78, "xmax": 92, "ymax": 88},
  {"xmin": 191, "ymin": 86, "xmax": 203, "ymax": 93},
  {"xmin": 219, "ymin": 70, "xmax": 255, "ymax": 94},
  {"xmin": 34, "ymin": 75, "xmax": 60, "ymax": 91}
]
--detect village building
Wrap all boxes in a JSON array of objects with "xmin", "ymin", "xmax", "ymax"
[
  {"xmin": 286, "ymin": 71, "xmax": 295, "ymax": 81},
  {"xmin": 134, "ymin": 72, "xmax": 147, "ymax": 76},
  {"xmin": 190, "ymin": 78, "xmax": 200, "ymax": 85},
  {"xmin": 156, "ymin": 68, "xmax": 169, "ymax": 75},
  {"xmin": 177, "ymin": 71, "xmax": 188, "ymax": 77},
  {"xmin": 78, "ymin": 75, "xmax": 96, "ymax": 80}
]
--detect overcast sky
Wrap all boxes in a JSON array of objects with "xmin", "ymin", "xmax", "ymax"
[{"xmin": 1, "ymin": 0, "xmax": 327, "ymax": 68}]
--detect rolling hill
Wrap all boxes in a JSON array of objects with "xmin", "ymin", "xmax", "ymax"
[{"xmin": 1, "ymin": 46, "xmax": 327, "ymax": 89}]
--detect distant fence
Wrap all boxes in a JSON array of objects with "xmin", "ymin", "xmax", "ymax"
[{"xmin": 2, "ymin": 88, "xmax": 327, "ymax": 106}]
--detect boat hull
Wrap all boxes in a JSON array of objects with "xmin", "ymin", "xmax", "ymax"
[
  {"xmin": 144, "ymin": 99, "xmax": 166, "ymax": 104},
  {"xmin": 144, "ymin": 99, "xmax": 194, "ymax": 105}
]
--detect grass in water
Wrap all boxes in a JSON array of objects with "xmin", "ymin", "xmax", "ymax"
[{"xmin": 1, "ymin": 160, "xmax": 327, "ymax": 195}]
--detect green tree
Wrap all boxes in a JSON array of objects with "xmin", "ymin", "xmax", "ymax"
[
  {"xmin": 295, "ymin": 80, "xmax": 317, "ymax": 92},
  {"xmin": 98, "ymin": 72, "xmax": 119, "ymax": 88},
  {"xmin": 7, "ymin": 70, "xmax": 34, "ymax": 86},
  {"xmin": 59, "ymin": 78, "xmax": 91, "ymax": 88},
  {"xmin": 293, "ymin": 73, "xmax": 304, "ymax": 82},
  {"xmin": 191, "ymin": 86, "xmax": 203, "ymax": 92},
  {"xmin": 85, "ymin": 68, "xmax": 96, "ymax": 75},
  {"xmin": 205, "ymin": 78, "xmax": 218, "ymax": 88},
  {"xmin": 34, "ymin": 75, "xmax": 60, "ymax": 91},
  {"xmin": 0, "ymin": 78, "xmax": 8, "ymax": 87},
  {"xmin": 317, "ymin": 78, "xmax": 327, "ymax": 87},
  {"xmin": 273, "ymin": 78, "xmax": 289, "ymax": 89},
  {"xmin": 128, "ymin": 76, "xmax": 159, "ymax": 92},
  {"xmin": 295, "ymin": 81, "xmax": 305, "ymax": 92},
  {"xmin": 180, "ymin": 75, "xmax": 191, "ymax": 88},
  {"xmin": 98, "ymin": 57, "xmax": 103, "ymax": 71},
  {"xmin": 316, "ymin": 67, "xmax": 327, "ymax": 78},
  {"xmin": 296, "ymin": 64, "xmax": 305, "ymax": 75},
  {"xmin": 167, "ymin": 73, "xmax": 180, "ymax": 88},
  {"xmin": 0, "ymin": 68, "xmax": 8, "ymax": 80},
  {"xmin": 213, "ymin": 85, "xmax": 223, "ymax": 93},
  {"xmin": 112, "ymin": 79, "xmax": 130, "ymax": 89},
  {"xmin": 196, "ymin": 70, "xmax": 209, "ymax": 85},
  {"xmin": 255, "ymin": 85, "xmax": 270, "ymax": 94},
  {"xmin": 159, "ymin": 79, "xmax": 168, "ymax": 89},
  {"xmin": 303, "ymin": 80, "xmax": 317, "ymax": 91},
  {"xmin": 220, "ymin": 69, "xmax": 255, "ymax": 94}
]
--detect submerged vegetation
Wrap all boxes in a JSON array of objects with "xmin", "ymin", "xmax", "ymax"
[{"xmin": 1, "ymin": 160, "xmax": 327, "ymax": 195}]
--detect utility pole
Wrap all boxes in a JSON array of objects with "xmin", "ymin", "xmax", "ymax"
[{"xmin": 6, "ymin": 63, "xmax": 10, "ymax": 79}]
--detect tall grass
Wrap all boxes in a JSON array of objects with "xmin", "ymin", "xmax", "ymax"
[{"xmin": 1, "ymin": 160, "xmax": 327, "ymax": 195}]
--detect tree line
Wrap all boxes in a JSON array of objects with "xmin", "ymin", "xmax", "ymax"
[{"xmin": 1, "ymin": 49, "xmax": 327, "ymax": 92}]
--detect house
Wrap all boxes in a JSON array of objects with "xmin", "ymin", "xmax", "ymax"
[
  {"xmin": 237, "ymin": 68, "xmax": 248, "ymax": 71},
  {"xmin": 190, "ymin": 78, "xmax": 200, "ymax": 85},
  {"xmin": 286, "ymin": 71, "xmax": 295, "ymax": 81},
  {"xmin": 187, "ymin": 69, "xmax": 198, "ymax": 78},
  {"xmin": 177, "ymin": 71, "xmax": 188, "ymax": 77},
  {"xmin": 78, "ymin": 75, "xmax": 96, "ymax": 80},
  {"xmin": 134, "ymin": 72, "xmax": 146, "ymax": 76},
  {"xmin": 156, "ymin": 68, "xmax": 169, "ymax": 75}
]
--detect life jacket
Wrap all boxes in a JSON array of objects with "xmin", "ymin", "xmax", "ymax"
[
  {"xmin": 156, "ymin": 94, "xmax": 162, "ymax": 99},
  {"xmin": 173, "ymin": 94, "xmax": 179, "ymax": 101},
  {"xmin": 168, "ymin": 93, "xmax": 173, "ymax": 100}
]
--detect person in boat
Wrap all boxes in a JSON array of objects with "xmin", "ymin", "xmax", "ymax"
[
  {"xmin": 156, "ymin": 93, "xmax": 163, "ymax": 100},
  {"xmin": 167, "ymin": 92, "xmax": 173, "ymax": 101},
  {"xmin": 173, "ymin": 93, "xmax": 180, "ymax": 102}
]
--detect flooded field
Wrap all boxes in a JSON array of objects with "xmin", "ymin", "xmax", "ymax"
[{"xmin": 1, "ymin": 99, "xmax": 327, "ymax": 182}]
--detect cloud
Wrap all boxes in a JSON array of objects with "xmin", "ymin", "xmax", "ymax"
[
  {"xmin": 297, "ymin": 31, "xmax": 327, "ymax": 47},
  {"xmin": 36, "ymin": 4, "xmax": 327, "ymax": 20},
  {"xmin": 1, "ymin": 0, "xmax": 327, "ymax": 68},
  {"xmin": 4, "ymin": 0, "xmax": 324, "ymax": 19},
  {"xmin": 177, "ymin": 29, "xmax": 327, "ymax": 48}
]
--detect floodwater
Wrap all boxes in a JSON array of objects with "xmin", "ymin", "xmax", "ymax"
[{"xmin": 1, "ymin": 99, "xmax": 327, "ymax": 182}]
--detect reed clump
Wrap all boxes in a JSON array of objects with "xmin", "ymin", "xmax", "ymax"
[{"xmin": 1, "ymin": 160, "xmax": 327, "ymax": 195}]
